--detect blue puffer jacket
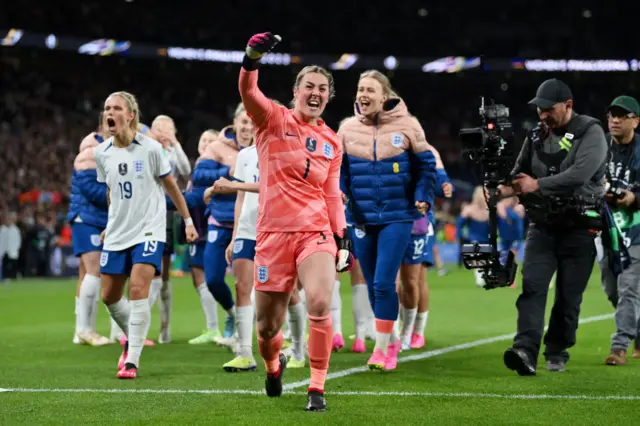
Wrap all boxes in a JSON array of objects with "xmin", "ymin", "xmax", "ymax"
[
  {"xmin": 67, "ymin": 169, "xmax": 108, "ymax": 229},
  {"xmin": 192, "ymin": 160, "xmax": 235, "ymax": 224},
  {"xmin": 427, "ymin": 167, "xmax": 453, "ymax": 225},
  {"xmin": 339, "ymin": 98, "xmax": 437, "ymax": 226},
  {"xmin": 191, "ymin": 127, "xmax": 247, "ymax": 225}
]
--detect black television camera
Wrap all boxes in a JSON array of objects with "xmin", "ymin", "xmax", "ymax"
[{"xmin": 458, "ymin": 97, "xmax": 518, "ymax": 290}]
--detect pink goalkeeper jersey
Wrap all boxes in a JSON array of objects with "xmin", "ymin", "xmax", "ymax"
[{"xmin": 238, "ymin": 68, "xmax": 346, "ymax": 235}]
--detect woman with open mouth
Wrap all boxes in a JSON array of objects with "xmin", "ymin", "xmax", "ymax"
[
  {"xmin": 338, "ymin": 70, "xmax": 437, "ymax": 372},
  {"xmin": 96, "ymin": 91, "xmax": 198, "ymax": 380},
  {"xmin": 238, "ymin": 31, "xmax": 355, "ymax": 412}
]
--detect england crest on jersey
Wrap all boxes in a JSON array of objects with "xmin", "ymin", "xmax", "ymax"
[
  {"xmin": 323, "ymin": 141, "xmax": 334, "ymax": 159},
  {"xmin": 257, "ymin": 266, "xmax": 268, "ymax": 283},
  {"xmin": 392, "ymin": 133, "xmax": 404, "ymax": 147},
  {"xmin": 133, "ymin": 160, "xmax": 144, "ymax": 178}
]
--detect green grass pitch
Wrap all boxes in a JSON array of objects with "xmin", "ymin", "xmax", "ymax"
[{"xmin": 0, "ymin": 267, "xmax": 637, "ymax": 425}]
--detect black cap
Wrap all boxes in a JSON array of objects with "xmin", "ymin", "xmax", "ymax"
[{"xmin": 528, "ymin": 78, "xmax": 573, "ymax": 109}]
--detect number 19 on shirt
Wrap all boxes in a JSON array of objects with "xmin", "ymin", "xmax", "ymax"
[{"xmin": 119, "ymin": 181, "xmax": 132, "ymax": 199}]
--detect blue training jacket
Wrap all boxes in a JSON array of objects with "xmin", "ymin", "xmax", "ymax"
[
  {"xmin": 67, "ymin": 135, "xmax": 108, "ymax": 228},
  {"xmin": 191, "ymin": 128, "xmax": 245, "ymax": 224}
]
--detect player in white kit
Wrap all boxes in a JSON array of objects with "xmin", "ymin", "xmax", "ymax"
[
  {"xmin": 95, "ymin": 91, "xmax": 198, "ymax": 379},
  {"xmin": 211, "ymin": 145, "xmax": 261, "ymax": 372},
  {"xmin": 149, "ymin": 114, "xmax": 192, "ymax": 344}
]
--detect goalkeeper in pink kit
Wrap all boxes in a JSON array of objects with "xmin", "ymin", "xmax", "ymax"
[{"xmin": 238, "ymin": 32, "xmax": 354, "ymax": 412}]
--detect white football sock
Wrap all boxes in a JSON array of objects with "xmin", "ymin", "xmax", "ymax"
[
  {"xmin": 90, "ymin": 291, "xmax": 99, "ymax": 332},
  {"xmin": 106, "ymin": 298, "xmax": 130, "ymax": 337},
  {"xmin": 236, "ymin": 304, "xmax": 254, "ymax": 358},
  {"xmin": 78, "ymin": 274, "xmax": 101, "ymax": 333},
  {"xmin": 400, "ymin": 308, "xmax": 417, "ymax": 345},
  {"xmin": 283, "ymin": 310, "xmax": 292, "ymax": 340},
  {"xmin": 159, "ymin": 280, "xmax": 172, "ymax": 332},
  {"xmin": 196, "ymin": 283, "xmax": 219, "ymax": 331},
  {"xmin": 414, "ymin": 311, "xmax": 429, "ymax": 337},
  {"xmin": 364, "ymin": 293, "xmax": 376, "ymax": 339},
  {"xmin": 110, "ymin": 317, "xmax": 124, "ymax": 341},
  {"xmin": 108, "ymin": 297, "xmax": 126, "ymax": 341},
  {"xmin": 331, "ymin": 280, "xmax": 342, "ymax": 335},
  {"xmin": 74, "ymin": 297, "xmax": 81, "ymax": 336},
  {"xmin": 375, "ymin": 332, "xmax": 391, "ymax": 355},
  {"xmin": 390, "ymin": 319, "xmax": 400, "ymax": 344},
  {"xmin": 351, "ymin": 283, "xmax": 369, "ymax": 341},
  {"xmin": 250, "ymin": 287, "xmax": 256, "ymax": 323},
  {"xmin": 288, "ymin": 301, "xmax": 307, "ymax": 361},
  {"xmin": 398, "ymin": 305, "xmax": 406, "ymax": 333},
  {"xmin": 125, "ymin": 298, "xmax": 151, "ymax": 368},
  {"xmin": 298, "ymin": 288, "xmax": 306, "ymax": 310},
  {"xmin": 149, "ymin": 277, "xmax": 162, "ymax": 307}
]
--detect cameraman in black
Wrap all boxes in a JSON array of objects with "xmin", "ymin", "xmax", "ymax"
[{"xmin": 498, "ymin": 79, "xmax": 608, "ymax": 375}]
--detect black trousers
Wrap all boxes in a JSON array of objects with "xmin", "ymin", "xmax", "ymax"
[
  {"xmin": 2, "ymin": 255, "xmax": 18, "ymax": 279},
  {"xmin": 512, "ymin": 225, "xmax": 596, "ymax": 363}
]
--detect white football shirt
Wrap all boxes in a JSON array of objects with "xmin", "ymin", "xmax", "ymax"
[
  {"xmin": 95, "ymin": 132, "xmax": 172, "ymax": 251},
  {"xmin": 233, "ymin": 146, "xmax": 259, "ymax": 241}
]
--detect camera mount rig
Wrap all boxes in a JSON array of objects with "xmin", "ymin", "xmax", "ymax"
[{"xmin": 458, "ymin": 97, "xmax": 518, "ymax": 289}]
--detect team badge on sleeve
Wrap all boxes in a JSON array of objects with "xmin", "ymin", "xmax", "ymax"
[{"xmin": 257, "ymin": 266, "xmax": 269, "ymax": 283}]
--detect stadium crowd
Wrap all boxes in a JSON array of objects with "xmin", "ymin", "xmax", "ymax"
[
  {"xmin": 1, "ymin": 1, "xmax": 639, "ymax": 282},
  {"xmin": 1, "ymin": 43, "xmax": 639, "ymax": 279}
]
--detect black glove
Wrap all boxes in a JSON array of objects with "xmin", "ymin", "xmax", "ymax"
[{"xmin": 334, "ymin": 228, "xmax": 354, "ymax": 273}]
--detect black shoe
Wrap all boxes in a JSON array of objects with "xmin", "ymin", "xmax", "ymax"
[
  {"xmin": 504, "ymin": 348, "xmax": 536, "ymax": 376},
  {"xmin": 265, "ymin": 353, "xmax": 287, "ymax": 397},
  {"xmin": 546, "ymin": 358, "xmax": 566, "ymax": 372},
  {"xmin": 305, "ymin": 390, "xmax": 327, "ymax": 412}
]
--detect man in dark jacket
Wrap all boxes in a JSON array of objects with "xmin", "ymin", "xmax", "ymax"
[
  {"xmin": 597, "ymin": 95, "xmax": 640, "ymax": 365},
  {"xmin": 497, "ymin": 78, "xmax": 609, "ymax": 375}
]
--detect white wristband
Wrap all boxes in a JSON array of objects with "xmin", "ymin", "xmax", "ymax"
[{"xmin": 184, "ymin": 217, "xmax": 194, "ymax": 227}]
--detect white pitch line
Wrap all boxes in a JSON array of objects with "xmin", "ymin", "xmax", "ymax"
[
  {"xmin": 283, "ymin": 313, "xmax": 614, "ymax": 390},
  {"xmin": 1, "ymin": 387, "xmax": 638, "ymax": 401},
  {"xmin": 0, "ymin": 313, "xmax": 614, "ymax": 399}
]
